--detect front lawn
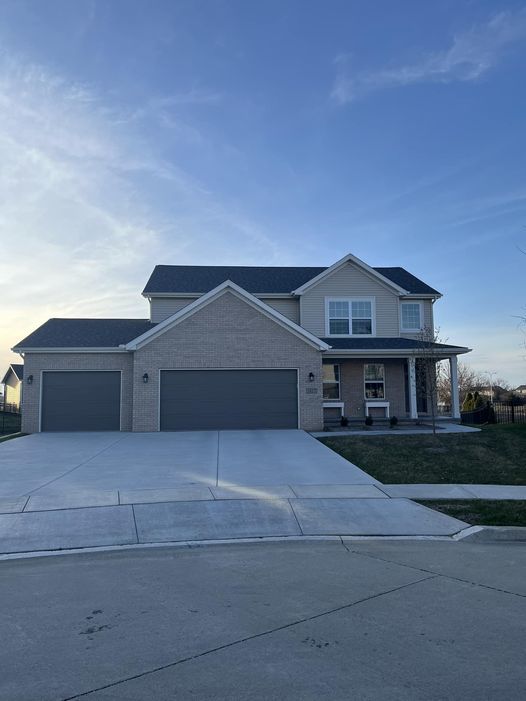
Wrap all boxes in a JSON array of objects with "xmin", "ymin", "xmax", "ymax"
[
  {"xmin": 418, "ymin": 500, "xmax": 526, "ymax": 527},
  {"xmin": 320, "ymin": 423, "xmax": 526, "ymax": 484},
  {"xmin": 0, "ymin": 432, "xmax": 26, "ymax": 443}
]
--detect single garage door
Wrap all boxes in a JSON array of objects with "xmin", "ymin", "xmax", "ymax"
[
  {"xmin": 41, "ymin": 371, "xmax": 121, "ymax": 431},
  {"xmin": 160, "ymin": 369, "xmax": 298, "ymax": 431}
]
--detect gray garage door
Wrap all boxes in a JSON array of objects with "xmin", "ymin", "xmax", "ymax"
[
  {"xmin": 160, "ymin": 369, "xmax": 298, "ymax": 431},
  {"xmin": 41, "ymin": 371, "xmax": 121, "ymax": 431}
]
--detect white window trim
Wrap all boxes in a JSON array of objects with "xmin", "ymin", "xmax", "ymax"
[
  {"xmin": 325, "ymin": 297, "xmax": 376, "ymax": 337},
  {"xmin": 400, "ymin": 300, "xmax": 424, "ymax": 333},
  {"xmin": 322, "ymin": 363, "xmax": 341, "ymax": 400},
  {"xmin": 363, "ymin": 363, "xmax": 385, "ymax": 400}
]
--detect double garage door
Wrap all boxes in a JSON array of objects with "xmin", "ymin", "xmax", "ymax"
[
  {"xmin": 40, "ymin": 369, "xmax": 298, "ymax": 431},
  {"xmin": 160, "ymin": 370, "xmax": 298, "ymax": 430}
]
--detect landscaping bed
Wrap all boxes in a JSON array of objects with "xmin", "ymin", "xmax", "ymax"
[
  {"xmin": 320, "ymin": 423, "xmax": 526, "ymax": 485},
  {"xmin": 417, "ymin": 500, "xmax": 526, "ymax": 527}
]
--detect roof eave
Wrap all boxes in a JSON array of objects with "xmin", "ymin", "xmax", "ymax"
[
  {"xmin": 11, "ymin": 347, "xmax": 129, "ymax": 354},
  {"xmin": 324, "ymin": 346, "xmax": 471, "ymax": 357}
]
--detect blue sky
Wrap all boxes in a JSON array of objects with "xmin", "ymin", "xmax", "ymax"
[{"xmin": 1, "ymin": 0, "xmax": 525, "ymax": 384}]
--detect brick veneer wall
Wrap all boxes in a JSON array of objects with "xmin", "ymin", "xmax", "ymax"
[
  {"xmin": 132, "ymin": 291, "xmax": 324, "ymax": 431},
  {"xmin": 21, "ymin": 353, "xmax": 134, "ymax": 433},
  {"xmin": 332, "ymin": 358, "xmax": 408, "ymax": 419}
]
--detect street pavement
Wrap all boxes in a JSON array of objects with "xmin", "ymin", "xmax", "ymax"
[{"xmin": 1, "ymin": 539, "xmax": 524, "ymax": 700}]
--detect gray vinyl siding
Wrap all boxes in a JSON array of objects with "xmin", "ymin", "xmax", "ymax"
[
  {"xmin": 300, "ymin": 262, "xmax": 400, "ymax": 337},
  {"xmin": 151, "ymin": 295, "xmax": 300, "ymax": 324},
  {"xmin": 259, "ymin": 297, "xmax": 300, "ymax": 324},
  {"xmin": 400, "ymin": 300, "xmax": 434, "ymax": 339},
  {"xmin": 150, "ymin": 298, "xmax": 195, "ymax": 322}
]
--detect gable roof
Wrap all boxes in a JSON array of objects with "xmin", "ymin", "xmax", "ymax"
[
  {"xmin": 127, "ymin": 280, "xmax": 330, "ymax": 351},
  {"xmin": 290, "ymin": 253, "xmax": 409, "ymax": 296},
  {"xmin": 1, "ymin": 363, "xmax": 24, "ymax": 384},
  {"xmin": 143, "ymin": 264, "xmax": 441, "ymax": 296},
  {"xmin": 13, "ymin": 319, "xmax": 154, "ymax": 350}
]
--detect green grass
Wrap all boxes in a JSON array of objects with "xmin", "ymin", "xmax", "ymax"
[
  {"xmin": 0, "ymin": 432, "xmax": 26, "ymax": 443},
  {"xmin": 417, "ymin": 500, "xmax": 526, "ymax": 527},
  {"xmin": 320, "ymin": 423, "xmax": 526, "ymax": 484}
]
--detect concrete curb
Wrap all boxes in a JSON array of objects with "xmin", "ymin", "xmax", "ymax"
[
  {"xmin": 455, "ymin": 526, "xmax": 526, "ymax": 542},
  {"xmin": 0, "ymin": 532, "xmax": 465, "ymax": 561}
]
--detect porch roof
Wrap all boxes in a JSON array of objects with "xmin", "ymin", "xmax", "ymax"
[{"xmin": 322, "ymin": 337, "xmax": 470, "ymax": 356}]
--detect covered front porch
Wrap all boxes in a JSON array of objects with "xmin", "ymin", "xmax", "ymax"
[{"xmin": 322, "ymin": 353, "xmax": 463, "ymax": 425}]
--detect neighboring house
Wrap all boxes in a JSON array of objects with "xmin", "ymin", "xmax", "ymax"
[
  {"xmin": 1, "ymin": 363, "xmax": 24, "ymax": 411},
  {"xmin": 515, "ymin": 385, "xmax": 526, "ymax": 396},
  {"xmin": 12, "ymin": 253, "xmax": 470, "ymax": 433},
  {"xmin": 479, "ymin": 385, "xmax": 510, "ymax": 402}
]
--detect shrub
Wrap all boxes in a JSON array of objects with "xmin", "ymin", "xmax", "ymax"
[
  {"xmin": 389, "ymin": 415, "xmax": 398, "ymax": 428},
  {"xmin": 462, "ymin": 392, "xmax": 474, "ymax": 412},
  {"xmin": 365, "ymin": 415, "xmax": 373, "ymax": 427},
  {"xmin": 340, "ymin": 416, "xmax": 349, "ymax": 427},
  {"xmin": 473, "ymin": 391, "xmax": 484, "ymax": 409}
]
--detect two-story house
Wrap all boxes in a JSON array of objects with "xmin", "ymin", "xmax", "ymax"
[{"xmin": 13, "ymin": 253, "xmax": 470, "ymax": 433}]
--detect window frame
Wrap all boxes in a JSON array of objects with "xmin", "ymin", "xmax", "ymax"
[
  {"xmin": 400, "ymin": 301, "xmax": 423, "ymax": 333},
  {"xmin": 325, "ymin": 297, "xmax": 376, "ymax": 337},
  {"xmin": 322, "ymin": 363, "xmax": 341, "ymax": 400},
  {"xmin": 364, "ymin": 363, "xmax": 385, "ymax": 399}
]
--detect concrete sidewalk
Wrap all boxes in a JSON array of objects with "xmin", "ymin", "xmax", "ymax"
[
  {"xmin": 1, "ymin": 481, "xmax": 524, "ymax": 555},
  {"xmin": 0, "ymin": 492, "xmax": 468, "ymax": 554},
  {"xmin": 380, "ymin": 484, "xmax": 526, "ymax": 499}
]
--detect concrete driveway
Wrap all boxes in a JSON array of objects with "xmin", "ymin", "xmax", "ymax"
[
  {"xmin": 0, "ymin": 430, "xmax": 375, "ymax": 498},
  {"xmin": 0, "ymin": 431, "xmax": 470, "ymax": 550}
]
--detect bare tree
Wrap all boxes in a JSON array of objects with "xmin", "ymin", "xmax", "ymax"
[
  {"xmin": 414, "ymin": 326, "xmax": 443, "ymax": 435},
  {"xmin": 437, "ymin": 362, "xmax": 485, "ymax": 407}
]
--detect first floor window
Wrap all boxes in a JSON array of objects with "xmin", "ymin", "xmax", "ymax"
[
  {"xmin": 364, "ymin": 363, "xmax": 385, "ymax": 399},
  {"xmin": 401, "ymin": 303, "xmax": 422, "ymax": 331},
  {"xmin": 323, "ymin": 364, "xmax": 340, "ymax": 399},
  {"xmin": 328, "ymin": 299, "xmax": 373, "ymax": 335}
]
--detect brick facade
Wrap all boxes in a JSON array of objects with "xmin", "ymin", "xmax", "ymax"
[
  {"xmin": 21, "ymin": 292, "xmax": 324, "ymax": 433},
  {"xmin": 132, "ymin": 292, "xmax": 323, "ymax": 431},
  {"xmin": 325, "ymin": 358, "xmax": 408, "ymax": 420}
]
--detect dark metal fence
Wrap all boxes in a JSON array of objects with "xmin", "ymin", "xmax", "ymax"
[
  {"xmin": 0, "ymin": 411, "xmax": 21, "ymax": 434},
  {"xmin": 0, "ymin": 402, "xmax": 20, "ymax": 413},
  {"xmin": 492, "ymin": 401, "xmax": 526, "ymax": 424},
  {"xmin": 461, "ymin": 401, "xmax": 526, "ymax": 425}
]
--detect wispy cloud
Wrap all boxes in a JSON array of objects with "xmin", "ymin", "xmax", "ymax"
[
  {"xmin": 332, "ymin": 10, "xmax": 526, "ymax": 104},
  {"xmin": 0, "ymin": 55, "xmax": 284, "ymax": 369}
]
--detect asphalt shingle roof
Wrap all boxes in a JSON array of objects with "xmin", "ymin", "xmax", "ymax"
[
  {"xmin": 14, "ymin": 319, "xmax": 155, "ymax": 349},
  {"xmin": 321, "ymin": 338, "xmax": 466, "ymax": 351},
  {"xmin": 142, "ymin": 265, "xmax": 440, "ymax": 296},
  {"xmin": 10, "ymin": 364, "xmax": 24, "ymax": 380}
]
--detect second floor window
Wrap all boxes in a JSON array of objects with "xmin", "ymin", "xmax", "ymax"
[
  {"xmin": 327, "ymin": 298, "xmax": 373, "ymax": 335},
  {"xmin": 401, "ymin": 302, "xmax": 422, "ymax": 331}
]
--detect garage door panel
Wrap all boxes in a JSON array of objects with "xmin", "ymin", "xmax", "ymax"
[
  {"xmin": 41, "ymin": 372, "xmax": 121, "ymax": 431},
  {"xmin": 160, "ymin": 370, "xmax": 298, "ymax": 431}
]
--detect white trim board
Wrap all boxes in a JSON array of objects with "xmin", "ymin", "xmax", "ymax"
[{"xmin": 127, "ymin": 280, "xmax": 330, "ymax": 351}]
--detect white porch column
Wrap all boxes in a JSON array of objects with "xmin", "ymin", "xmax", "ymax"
[
  {"xmin": 407, "ymin": 357, "xmax": 418, "ymax": 419},
  {"xmin": 449, "ymin": 355, "xmax": 460, "ymax": 419}
]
